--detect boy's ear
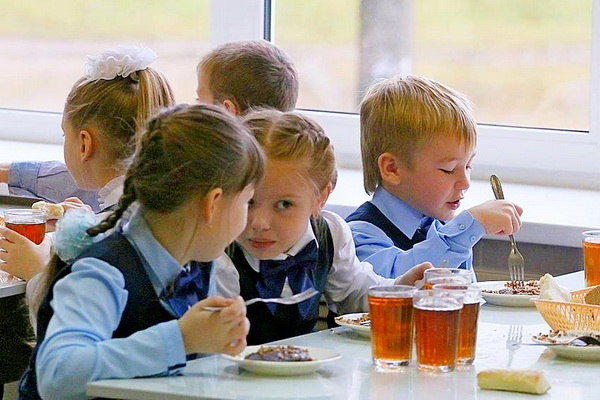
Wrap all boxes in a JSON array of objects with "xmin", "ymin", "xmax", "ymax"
[
  {"xmin": 378, "ymin": 152, "xmax": 403, "ymax": 185},
  {"xmin": 222, "ymin": 99, "xmax": 239, "ymax": 116},
  {"xmin": 313, "ymin": 182, "xmax": 333, "ymax": 215},
  {"xmin": 201, "ymin": 187, "xmax": 224, "ymax": 225},
  {"xmin": 79, "ymin": 129, "xmax": 94, "ymax": 163}
]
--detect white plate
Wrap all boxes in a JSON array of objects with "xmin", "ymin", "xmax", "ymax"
[
  {"xmin": 531, "ymin": 337, "xmax": 600, "ymax": 361},
  {"xmin": 334, "ymin": 313, "xmax": 371, "ymax": 337},
  {"xmin": 222, "ymin": 345, "xmax": 341, "ymax": 375},
  {"xmin": 475, "ymin": 281, "xmax": 538, "ymax": 307}
]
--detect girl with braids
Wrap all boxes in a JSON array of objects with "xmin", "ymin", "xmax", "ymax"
[
  {"xmin": 214, "ymin": 109, "xmax": 431, "ymax": 345},
  {"xmin": 19, "ymin": 104, "xmax": 263, "ymax": 400},
  {"xmin": 0, "ymin": 45, "xmax": 175, "ymax": 296}
]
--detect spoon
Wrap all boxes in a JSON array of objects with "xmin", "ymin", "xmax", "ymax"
[{"xmin": 529, "ymin": 336, "xmax": 600, "ymax": 347}]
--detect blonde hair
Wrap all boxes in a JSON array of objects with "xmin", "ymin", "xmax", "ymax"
[
  {"xmin": 242, "ymin": 109, "xmax": 336, "ymax": 195},
  {"xmin": 199, "ymin": 40, "xmax": 299, "ymax": 113},
  {"xmin": 64, "ymin": 67, "xmax": 176, "ymax": 169},
  {"xmin": 360, "ymin": 75, "xmax": 477, "ymax": 194}
]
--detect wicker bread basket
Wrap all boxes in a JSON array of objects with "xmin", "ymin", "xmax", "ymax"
[{"xmin": 533, "ymin": 286, "xmax": 600, "ymax": 332}]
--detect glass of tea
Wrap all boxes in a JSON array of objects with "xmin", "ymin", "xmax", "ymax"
[
  {"xmin": 413, "ymin": 289, "xmax": 464, "ymax": 372},
  {"xmin": 368, "ymin": 284, "xmax": 416, "ymax": 371},
  {"xmin": 422, "ymin": 268, "xmax": 474, "ymax": 290},
  {"xmin": 583, "ymin": 231, "xmax": 600, "ymax": 287},
  {"xmin": 431, "ymin": 283, "xmax": 482, "ymax": 365},
  {"xmin": 3, "ymin": 209, "xmax": 47, "ymax": 244}
]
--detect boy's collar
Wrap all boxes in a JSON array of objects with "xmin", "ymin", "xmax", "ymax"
[{"xmin": 372, "ymin": 187, "xmax": 426, "ymax": 237}]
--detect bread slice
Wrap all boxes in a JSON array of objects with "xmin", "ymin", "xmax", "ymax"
[
  {"xmin": 477, "ymin": 368, "xmax": 550, "ymax": 395},
  {"xmin": 584, "ymin": 285, "xmax": 600, "ymax": 306},
  {"xmin": 32, "ymin": 201, "xmax": 64, "ymax": 220}
]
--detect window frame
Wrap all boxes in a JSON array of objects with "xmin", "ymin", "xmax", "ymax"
[{"xmin": 1, "ymin": 0, "xmax": 599, "ymax": 190}]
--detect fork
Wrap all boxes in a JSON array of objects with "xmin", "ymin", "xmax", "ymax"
[
  {"xmin": 490, "ymin": 175, "xmax": 526, "ymax": 287},
  {"xmin": 506, "ymin": 324, "xmax": 523, "ymax": 367},
  {"xmin": 202, "ymin": 287, "xmax": 319, "ymax": 312}
]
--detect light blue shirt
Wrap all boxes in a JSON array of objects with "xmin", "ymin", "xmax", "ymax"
[
  {"xmin": 348, "ymin": 187, "xmax": 485, "ymax": 278},
  {"xmin": 8, "ymin": 160, "xmax": 100, "ymax": 211},
  {"xmin": 35, "ymin": 206, "xmax": 214, "ymax": 400}
]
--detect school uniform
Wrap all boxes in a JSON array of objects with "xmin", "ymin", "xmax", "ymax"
[
  {"xmin": 346, "ymin": 187, "xmax": 485, "ymax": 278},
  {"xmin": 215, "ymin": 209, "xmax": 394, "ymax": 345},
  {"xmin": 20, "ymin": 206, "xmax": 214, "ymax": 400},
  {"xmin": 7, "ymin": 161, "xmax": 100, "ymax": 211}
]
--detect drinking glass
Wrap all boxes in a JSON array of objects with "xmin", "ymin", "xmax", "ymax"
[
  {"xmin": 3, "ymin": 209, "xmax": 46, "ymax": 244},
  {"xmin": 413, "ymin": 289, "xmax": 464, "ymax": 372},
  {"xmin": 583, "ymin": 231, "xmax": 600, "ymax": 287},
  {"xmin": 368, "ymin": 285, "xmax": 416, "ymax": 371},
  {"xmin": 422, "ymin": 268, "xmax": 474, "ymax": 289},
  {"xmin": 432, "ymin": 283, "xmax": 482, "ymax": 365}
]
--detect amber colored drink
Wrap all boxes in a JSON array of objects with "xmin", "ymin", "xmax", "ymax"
[
  {"xmin": 583, "ymin": 239, "xmax": 600, "ymax": 287},
  {"xmin": 370, "ymin": 296, "xmax": 413, "ymax": 364},
  {"xmin": 457, "ymin": 302, "xmax": 480, "ymax": 364},
  {"xmin": 413, "ymin": 289, "xmax": 463, "ymax": 373},
  {"xmin": 414, "ymin": 306, "xmax": 460, "ymax": 372},
  {"xmin": 5, "ymin": 222, "xmax": 45, "ymax": 245},
  {"xmin": 368, "ymin": 285, "xmax": 415, "ymax": 370}
]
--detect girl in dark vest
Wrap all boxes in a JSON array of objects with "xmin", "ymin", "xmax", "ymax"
[
  {"xmin": 214, "ymin": 109, "xmax": 431, "ymax": 345},
  {"xmin": 20, "ymin": 104, "xmax": 264, "ymax": 400}
]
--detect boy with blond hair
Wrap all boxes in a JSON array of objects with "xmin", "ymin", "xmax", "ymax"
[
  {"xmin": 346, "ymin": 75, "xmax": 523, "ymax": 278},
  {"xmin": 196, "ymin": 39, "xmax": 298, "ymax": 115}
]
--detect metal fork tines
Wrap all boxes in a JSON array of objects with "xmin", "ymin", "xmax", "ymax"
[
  {"xmin": 202, "ymin": 288, "xmax": 319, "ymax": 312},
  {"xmin": 490, "ymin": 174, "xmax": 526, "ymax": 287},
  {"xmin": 508, "ymin": 235, "xmax": 526, "ymax": 287},
  {"xmin": 506, "ymin": 324, "xmax": 523, "ymax": 368}
]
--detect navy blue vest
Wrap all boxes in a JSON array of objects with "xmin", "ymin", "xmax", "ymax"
[
  {"xmin": 19, "ymin": 232, "xmax": 179, "ymax": 400},
  {"xmin": 346, "ymin": 201, "xmax": 425, "ymax": 250},
  {"xmin": 347, "ymin": 201, "xmax": 468, "ymax": 270},
  {"xmin": 229, "ymin": 217, "xmax": 334, "ymax": 345}
]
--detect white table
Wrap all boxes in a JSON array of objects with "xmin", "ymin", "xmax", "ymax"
[{"xmin": 86, "ymin": 272, "xmax": 599, "ymax": 399}]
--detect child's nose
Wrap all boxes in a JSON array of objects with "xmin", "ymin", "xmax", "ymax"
[
  {"xmin": 249, "ymin": 210, "xmax": 270, "ymax": 231},
  {"xmin": 456, "ymin": 171, "xmax": 471, "ymax": 191}
]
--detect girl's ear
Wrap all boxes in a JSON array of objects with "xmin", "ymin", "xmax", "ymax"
[
  {"xmin": 79, "ymin": 129, "xmax": 94, "ymax": 163},
  {"xmin": 377, "ymin": 152, "xmax": 404, "ymax": 185},
  {"xmin": 202, "ymin": 187, "xmax": 224, "ymax": 225},
  {"xmin": 313, "ymin": 182, "xmax": 333, "ymax": 215},
  {"xmin": 222, "ymin": 99, "xmax": 239, "ymax": 116}
]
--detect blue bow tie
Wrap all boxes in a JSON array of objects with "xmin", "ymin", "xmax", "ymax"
[
  {"xmin": 160, "ymin": 261, "xmax": 212, "ymax": 317},
  {"xmin": 256, "ymin": 240, "xmax": 318, "ymax": 315}
]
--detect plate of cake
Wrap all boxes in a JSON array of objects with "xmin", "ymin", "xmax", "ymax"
[
  {"xmin": 532, "ymin": 330, "xmax": 600, "ymax": 361},
  {"xmin": 475, "ymin": 280, "xmax": 540, "ymax": 307},
  {"xmin": 334, "ymin": 313, "xmax": 371, "ymax": 337},
  {"xmin": 222, "ymin": 345, "xmax": 341, "ymax": 375}
]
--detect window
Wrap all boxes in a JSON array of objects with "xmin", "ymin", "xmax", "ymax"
[
  {"xmin": 2, "ymin": 0, "xmax": 600, "ymax": 190},
  {"xmin": 0, "ymin": 0, "xmax": 210, "ymax": 142}
]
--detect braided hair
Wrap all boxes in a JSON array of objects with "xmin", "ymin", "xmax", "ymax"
[{"xmin": 242, "ymin": 108, "xmax": 337, "ymax": 195}]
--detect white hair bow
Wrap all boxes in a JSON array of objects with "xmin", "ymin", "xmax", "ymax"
[{"xmin": 84, "ymin": 44, "xmax": 157, "ymax": 81}]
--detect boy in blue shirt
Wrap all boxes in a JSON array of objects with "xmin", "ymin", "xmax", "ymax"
[{"xmin": 347, "ymin": 75, "xmax": 523, "ymax": 278}]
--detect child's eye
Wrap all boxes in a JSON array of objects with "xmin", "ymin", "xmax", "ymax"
[
  {"xmin": 248, "ymin": 199, "xmax": 255, "ymax": 206},
  {"xmin": 275, "ymin": 200, "xmax": 292, "ymax": 210},
  {"xmin": 440, "ymin": 168, "xmax": 454, "ymax": 174}
]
